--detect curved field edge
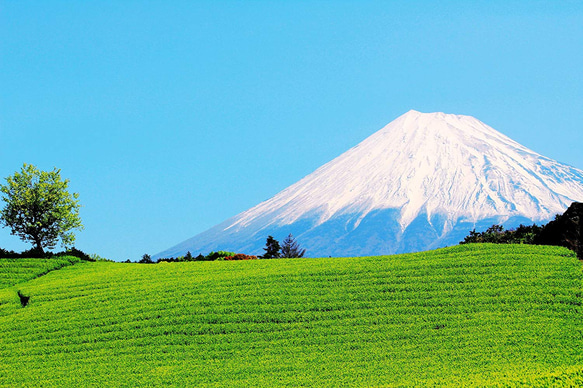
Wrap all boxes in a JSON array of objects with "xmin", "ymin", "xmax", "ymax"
[
  {"xmin": 0, "ymin": 256, "xmax": 82, "ymax": 289},
  {"xmin": 0, "ymin": 244, "xmax": 581, "ymax": 387}
]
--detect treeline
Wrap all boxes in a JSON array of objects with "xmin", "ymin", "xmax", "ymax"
[
  {"xmin": 460, "ymin": 224, "xmax": 544, "ymax": 245},
  {"xmin": 136, "ymin": 250, "xmax": 255, "ymax": 264},
  {"xmin": 460, "ymin": 202, "xmax": 582, "ymax": 259},
  {"xmin": 0, "ymin": 246, "xmax": 98, "ymax": 261},
  {"xmin": 137, "ymin": 233, "xmax": 306, "ymax": 264}
]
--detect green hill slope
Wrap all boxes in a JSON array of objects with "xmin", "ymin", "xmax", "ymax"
[
  {"xmin": 0, "ymin": 244, "xmax": 582, "ymax": 386},
  {"xmin": 0, "ymin": 256, "xmax": 81, "ymax": 289}
]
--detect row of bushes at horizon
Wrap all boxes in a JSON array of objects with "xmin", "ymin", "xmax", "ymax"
[
  {"xmin": 0, "ymin": 246, "xmax": 98, "ymax": 261},
  {"xmin": 136, "ymin": 251, "xmax": 259, "ymax": 264},
  {"xmin": 140, "ymin": 234, "xmax": 306, "ymax": 264},
  {"xmin": 0, "ymin": 247, "xmax": 272, "ymax": 264}
]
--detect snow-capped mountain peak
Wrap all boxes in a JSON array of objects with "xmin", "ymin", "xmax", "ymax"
[{"xmin": 156, "ymin": 110, "xmax": 583, "ymax": 258}]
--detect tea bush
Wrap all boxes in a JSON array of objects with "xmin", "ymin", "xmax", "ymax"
[{"xmin": 0, "ymin": 244, "xmax": 581, "ymax": 386}]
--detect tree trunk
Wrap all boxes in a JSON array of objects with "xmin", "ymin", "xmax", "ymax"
[{"xmin": 34, "ymin": 239, "xmax": 45, "ymax": 257}]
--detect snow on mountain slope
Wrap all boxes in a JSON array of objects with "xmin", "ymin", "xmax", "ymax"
[{"xmin": 156, "ymin": 110, "xmax": 583, "ymax": 258}]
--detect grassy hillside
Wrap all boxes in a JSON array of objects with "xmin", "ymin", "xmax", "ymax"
[
  {"xmin": 0, "ymin": 244, "xmax": 582, "ymax": 386},
  {"xmin": 0, "ymin": 256, "xmax": 81, "ymax": 289}
]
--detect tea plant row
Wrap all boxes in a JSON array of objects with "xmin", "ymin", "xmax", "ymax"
[{"xmin": 0, "ymin": 244, "xmax": 581, "ymax": 386}]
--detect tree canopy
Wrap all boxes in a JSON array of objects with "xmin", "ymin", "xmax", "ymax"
[
  {"xmin": 280, "ymin": 233, "xmax": 306, "ymax": 258},
  {"xmin": 460, "ymin": 223, "xmax": 543, "ymax": 245},
  {"xmin": 262, "ymin": 235, "xmax": 281, "ymax": 259},
  {"xmin": 0, "ymin": 164, "xmax": 83, "ymax": 255}
]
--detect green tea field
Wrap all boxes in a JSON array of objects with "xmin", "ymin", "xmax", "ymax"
[
  {"xmin": 0, "ymin": 256, "xmax": 81, "ymax": 289},
  {"xmin": 0, "ymin": 244, "xmax": 582, "ymax": 386}
]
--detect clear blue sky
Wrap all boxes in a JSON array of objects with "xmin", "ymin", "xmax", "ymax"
[{"xmin": 1, "ymin": 1, "xmax": 582, "ymax": 261}]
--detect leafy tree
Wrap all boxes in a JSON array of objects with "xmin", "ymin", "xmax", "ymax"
[
  {"xmin": 262, "ymin": 235, "xmax": 281, "ymax": 259},
  {"xmin": 139, "ymin": 254, "xmax": 153, "ymax": 264},
  {"xmin": 0, "ymin": 164, "xmax": 83, "ymax": 255},
  {"xmin": 461, "ymin": 229, "xmax": 481, "ymax": 244},
  {"xmin": 280, "ymin": 233, "xmax": 306, "ymax": 258}
]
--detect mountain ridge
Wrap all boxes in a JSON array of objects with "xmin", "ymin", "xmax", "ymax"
[{"xmin": 156, "ymin": 110, "xmax": 583, "ymax": 258}]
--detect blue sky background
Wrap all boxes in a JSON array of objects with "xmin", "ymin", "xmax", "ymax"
[{"xmin": 1, "ymin": 1, "xmax": 582, "ymax": 261}]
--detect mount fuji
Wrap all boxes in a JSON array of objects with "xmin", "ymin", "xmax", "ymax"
[{"xmin": 156, "ymin": 110, "xmax": 583, "ymax": 258}]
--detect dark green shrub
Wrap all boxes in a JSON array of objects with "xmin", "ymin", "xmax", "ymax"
[
  {"xmin": 0, "ymin": 248, "xmax": 19, "ymax": 258},
  {"xmin": 56, "ymin": 247, "xmax": 94, "ymax": 261},
  {"xmin": 20, "ymin": 246, "xmax": 49, "ymax": 258}
]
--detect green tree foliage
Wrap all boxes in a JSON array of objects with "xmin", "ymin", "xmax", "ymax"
[
  {"xmin": 205, "ymin": 251, "xmax": 236, "ymax": 261},
  {"xmin": 534, "ymin": 202, "xmax": 583, "ymax": 259},
  {"xmin": 262, "ymin": 235, "xmax": 281, "ymax": 259},
  {"xmin": 460, "ymin": 223, "xmax": 543, "ymax": 245},
  {"xmin": 0, "ymin": 164, "xmax": 83, "ymax": 255},
  {"xmin": 280, "ymin": 233, "xmax": 306, "ymax": 258},
  {"xmin": 0, "ymin": 246, "xmax": 93, "ymax": 260},
  {"xmin": 139, "ymin": 254, "xmax": 153, "ymax": 264},
  {"xmin": 156, "ymin": 251, "xmax": 235, "ymax": 263}
]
